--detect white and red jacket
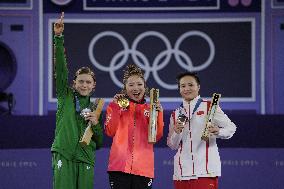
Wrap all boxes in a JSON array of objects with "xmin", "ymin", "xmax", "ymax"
[
  {"xmin": 167, "ymin": 96, "xmax": 236, "ymax": 180},
  {"xmin": 105, "ymin": 100, "xmax": 164, "ymax": 178}
]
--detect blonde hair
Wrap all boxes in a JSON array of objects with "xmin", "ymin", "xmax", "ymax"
[{"xmin": 73, "ymin": 67, "xmax": 96, "ymax": 82}]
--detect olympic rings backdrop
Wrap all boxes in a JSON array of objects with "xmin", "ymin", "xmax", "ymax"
[{"xmin": 48, "ymin": 18, "xmax": 254, "ymax": 106}]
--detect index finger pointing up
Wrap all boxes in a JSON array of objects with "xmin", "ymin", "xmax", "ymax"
[{"xmin": 60, "ymin": 12, "xmax": 64, "ymax": 22}]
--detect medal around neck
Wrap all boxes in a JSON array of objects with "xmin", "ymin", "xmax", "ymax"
[
  {"xmin": 117, "ymin": 96, "xmax": 129, "ymax": 109},
  {"xmin": 178, "ymin": 107, "xmax": 188, "ymax": 125},
  {"xmin": 178, "ymin": 114, "xmax": 188, "ymax": 126},
  {"xmin": 80, "ymin": 108, "xmax": 91, "ymax": 118}
]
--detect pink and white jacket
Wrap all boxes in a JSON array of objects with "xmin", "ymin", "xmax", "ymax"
[{"xmin": 167, "ymin": 96, "xmax": 236, "ymax": 180}]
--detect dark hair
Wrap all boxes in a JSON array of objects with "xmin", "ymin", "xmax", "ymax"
[
  {"xmin": 121, "ymin": 64, "xmax": 149, "ymax": 96},
  {"xmin": 73, "ymin": 67, "xmax": 96, "ymax": 82},
  {"xmin": 176, "ymin": 72, "xmax": 200, "ymax": 89},
  {"xmin": 122, "ymin": 64, "xmax": 144, "ymax": 84}
]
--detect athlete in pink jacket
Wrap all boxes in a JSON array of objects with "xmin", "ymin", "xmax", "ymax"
[{"xmin": 105, "ymin": 64, "xmax": 164, "ymax": 189}]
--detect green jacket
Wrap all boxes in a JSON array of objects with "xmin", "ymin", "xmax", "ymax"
[{"xmin": 51, "ymin": 35, "xmax": 103, "ymax": 166}]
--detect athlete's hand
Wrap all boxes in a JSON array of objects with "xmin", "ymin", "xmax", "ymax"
[
  {"xmin": 155, "ymin": 101, "xmax": 163, "ymax": 112},
  {"xmin": 85, "ymin": 112, "xmax": 98, "ymax": 125},
  {"xmin": 208, "ymin": 123, "xmax": 220, "ymax": 136},
  {"xmin": 54, "ymin": 12, "xmax": 64, "ymax": 36},
  {"xmin": 113, "ymin": 93, "xmax": 125, "ymax": 104},
  {"xmin": 174, "ymin": 120, "xmax": 185, "ymax": 134}
]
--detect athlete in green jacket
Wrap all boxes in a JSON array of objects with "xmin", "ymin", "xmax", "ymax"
[{"xmin": 51, "ymin": 12, "xmax": 103, "ymax": 189}]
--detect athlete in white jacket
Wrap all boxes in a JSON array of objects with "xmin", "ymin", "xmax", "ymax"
[{"xmin": 167, "ymin": 72, "xmax": 236, "ymax": 189}]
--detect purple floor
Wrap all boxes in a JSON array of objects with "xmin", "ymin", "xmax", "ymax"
[{"xmin": 0, "ymin": 148, "xmax": 283, "ymax": 189}]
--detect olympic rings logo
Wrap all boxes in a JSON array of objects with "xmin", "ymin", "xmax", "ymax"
[{"xmin": 88, "ymin": 30, "xmax": 215, "ymax": 90}]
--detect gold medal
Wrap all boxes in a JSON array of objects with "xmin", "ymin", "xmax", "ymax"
[{"xmin": 117, "ymin": 97, "xmax": 129, "ymax": 109}]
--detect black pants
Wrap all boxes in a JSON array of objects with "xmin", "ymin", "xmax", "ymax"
[{"xmin": 108, "ymin": 171, "xmax": 153, "ymax": 189}]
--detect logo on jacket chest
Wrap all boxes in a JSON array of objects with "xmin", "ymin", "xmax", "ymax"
[{"xmin": 144, "ymin": 109, "xmax": 150, "ymax": 117}]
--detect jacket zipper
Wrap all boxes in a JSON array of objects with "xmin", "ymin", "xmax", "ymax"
[{"xmin": 130, "ymin": 103, "xmax": 136, "ymax": 172}]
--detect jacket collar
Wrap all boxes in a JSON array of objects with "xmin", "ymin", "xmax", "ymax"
[
  {"xmin": 129, "ymin": 97, "xmax": 146, "ymax": 104},
  {"xmin": 182, "ymin": 95, "xmax": 201, "ymax": 118}
]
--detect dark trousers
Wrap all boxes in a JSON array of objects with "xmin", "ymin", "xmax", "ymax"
[{"xmin": 108, "ymin": 171, "xmax": 153, "ymax": 189}]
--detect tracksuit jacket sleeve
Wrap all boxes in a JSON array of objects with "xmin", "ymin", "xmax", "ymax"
[
  {"xmin": 104, "ymin": 102, "xmax": 121, "ymax": 137},
  {"xmin": 167, "ymin": 112, "xmax": 183, "ymax": 150},
  {"xmin": 54, "ymin": 35, "xmax": 68, "ymax": 98},
  {"xmin": 213, "ymin": 106, "xmax": 236, "ymax": 139},
  {"xmin": 91, "ymin": 114, "xmax": 104, "ymax": 149}
]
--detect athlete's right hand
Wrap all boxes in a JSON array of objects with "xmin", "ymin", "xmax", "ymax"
[
  {"xmin": 174, "ymin": 120, "xmax": 185, "ymax": 134},
  {"xmin": 113, "ymin": 94, "xmax": 125, "ymax": 104}
]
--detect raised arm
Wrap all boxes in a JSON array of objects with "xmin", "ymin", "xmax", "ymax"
[{"xmin": 53, "ymin": 12, "xmax": 68, "ymax": 97}]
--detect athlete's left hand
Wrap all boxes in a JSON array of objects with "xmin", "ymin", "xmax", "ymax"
[
  {"xmin": 155, "ymin": 101, "xmax": 163, "ymax": 112},
  {"xmin": 208, "ymin": 123, "xmax": 220, "ymax": 136}
]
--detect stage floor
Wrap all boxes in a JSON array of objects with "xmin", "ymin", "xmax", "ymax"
[{"xmin": 0, "ymin": 148, "xmax": 283, "ymax": 189}]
